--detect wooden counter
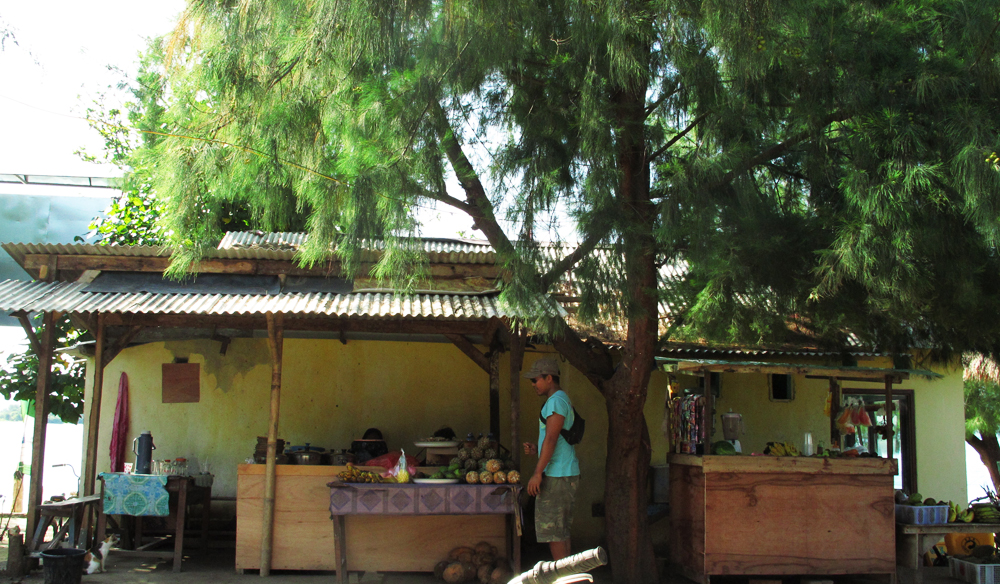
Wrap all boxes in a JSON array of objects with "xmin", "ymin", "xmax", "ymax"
[
  {"xmin": 669, "ymin": 454, "xmax": 897, "ymax": 584},
  {"xmin": 236, "ymin": 464, "xmax": 509, "ymax": 573}
]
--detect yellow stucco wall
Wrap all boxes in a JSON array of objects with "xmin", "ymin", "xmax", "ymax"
[
  {"xmin": 81, "ymin": 339, "xmax": 964, "ymax": 547},
  {"xmin": 656, "ymin": 356, "xmax": 967, "ymax": 503}
]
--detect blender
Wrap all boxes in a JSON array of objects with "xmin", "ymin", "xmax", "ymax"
[{"xmin": 721, "ymin": 411, "xmax": 744, "ymax": 453}]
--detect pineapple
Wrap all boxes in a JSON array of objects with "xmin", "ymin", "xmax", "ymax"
[
  {"xmin": 457, "ymin": 448, "xmax": 470, "ymax": 461},
  {"xmin": 493, "ymin": 471, "xmax": 507, "ymax": 484},
  {"xmin": 485, "ymin": 459, "xmax": 502, "ymax": 473},
  {"xmin": 478, "ymin": 434, "xmax": 491, "ymax": 450},
  {"xmin": 483, "ymin": 448, "xmax": 498, "ymax": 460},
  {"xmin": 471, "ymin": 446, "xmax": 484, "ymax": 460},
  {"xmin": 464, "ymin": 458, "xmax": 478, "ymax": 471},
  {"xmin": 479, "ymin": 471, "xmax": 494, "ymax": 484},
  {"xmin": 479, "ymin": 459, "xmax": 489, "ymax": 472},
  {"xmin": 465, "ymin": 471, "xmax": 480, "ymax": 484},
  {"xmin": 506, "ymin": 470, "xmax": 521, "ymax": 483}
]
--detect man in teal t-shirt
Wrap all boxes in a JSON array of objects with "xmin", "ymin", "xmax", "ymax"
[{"xmin": 522, "ymin": 356, "xmax": 580, "ymax": 560}]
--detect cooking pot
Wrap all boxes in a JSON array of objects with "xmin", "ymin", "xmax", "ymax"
[
  {"xmin": 287, "ymin": 443, "xmax": 325, "ymax": 465},
  {"xmin": 331, "ymin": 449, "xmax": 356, "ymax": 466},
  {"xmin": 291, "ymin": 450, "xmax": 323, "ymax": 465}
]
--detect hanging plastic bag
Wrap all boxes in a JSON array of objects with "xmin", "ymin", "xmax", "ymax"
[{"xmin": 394, "ymin": 448, "xmax": 411, "ymax": 483}]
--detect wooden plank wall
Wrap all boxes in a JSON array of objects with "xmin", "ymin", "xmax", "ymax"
[
  {"xmin": 702, "ymin": 472, "xmax": 895, "ymax": 576},
  {"xmin": 670, "ymin": 464, "xmax": 706, "ymax": 584},
  {"xmin": 236, "ymin": 468, "xmax": 506, "ymax": 572}
]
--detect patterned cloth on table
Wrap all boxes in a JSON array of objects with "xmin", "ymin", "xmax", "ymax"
[{"xmin": 99, "ymin": 472, "xmax": 169, "ymax": 516}]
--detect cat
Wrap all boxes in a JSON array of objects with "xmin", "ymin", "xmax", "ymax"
[{"xmin": 83, "ymin": 534, "xmax": 119, "ymax": 575}]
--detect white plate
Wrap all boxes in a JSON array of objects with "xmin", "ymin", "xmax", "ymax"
[
  {"xmin": 412, "ymin": 478, "xmax": 460, "ymax": 484},
  {"xmin": 414, "ymin": 441, "xmax": 460, "ymax": 448}
]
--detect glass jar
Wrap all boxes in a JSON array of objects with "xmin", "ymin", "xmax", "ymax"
[
  {"xmin": 163, "ymin": 459, "xmax": 173, "ymax": 475},
  {"xmin": 175, "ymin": 458, "xmax": 188, "ymax": 476}
]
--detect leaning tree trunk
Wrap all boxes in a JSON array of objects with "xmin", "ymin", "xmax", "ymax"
[{"xmin": 967, "ymin": 433, "xmax": 1000, "ymax": 498}]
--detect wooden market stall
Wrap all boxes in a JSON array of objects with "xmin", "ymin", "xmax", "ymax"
[
  {"xmin": 0, "ymin": 236, "xmax": 529, "ymax": 577},
  {"xmin": 670, "ymin": 454, "xmax": 896, "ymax": 583},
  {"xmin": 660, "ymin": 359, "xmax": 939, "ymax": 584}
]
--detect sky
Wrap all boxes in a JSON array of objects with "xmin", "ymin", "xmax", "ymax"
[{"xmin": 0, "ymin": 1, "xmax": 188, "ymax": 177}]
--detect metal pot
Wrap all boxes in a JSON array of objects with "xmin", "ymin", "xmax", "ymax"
[{"xmin": 291, "ymin": 450, "xmax": 323, "ymax": 465}]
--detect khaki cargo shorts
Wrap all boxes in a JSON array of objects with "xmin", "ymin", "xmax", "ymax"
[{"xmin": 535, "ymin": 475, "xmax": 579, "ymax": 542}]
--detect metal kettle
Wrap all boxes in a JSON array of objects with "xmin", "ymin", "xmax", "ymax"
[{"xmin": 133, "ymin": 431, "xmax": 156, "ymax": 474}]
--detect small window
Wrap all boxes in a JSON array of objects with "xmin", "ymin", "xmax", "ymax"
[{"xmin": 769, "ymin": 374, "xmax": 794, "ymax": 401}]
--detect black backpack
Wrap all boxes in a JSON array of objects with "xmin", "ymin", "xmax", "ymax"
[{"xmin": 539, "ymin": 406, "xmax": 586, "ymax": 445}]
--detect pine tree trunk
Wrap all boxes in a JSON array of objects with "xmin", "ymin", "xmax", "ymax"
[
  {"xmin": 601, "ymin": 63, "xmax": 659, "ymax": 583},
  {"xmin": 602, "ymin": 368, "xmax": 658, "ymax": 583},
  {"xmin": 967, "ymin": 434, "xmax": 1000, "ymax": 497}
]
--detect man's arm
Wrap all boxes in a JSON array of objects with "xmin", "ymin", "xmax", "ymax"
[{"xmin": 527, "ymin": 413, "xmax": 565, "ymax": 496}]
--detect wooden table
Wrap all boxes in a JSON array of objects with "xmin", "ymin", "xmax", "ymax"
[
  {"xmin": 670, "ymin": 454, "xmax": 898, "ymax": 584},
  {"xmin": 896, "ymin": 522, "xmax": 1000, "ymax": 584},
  {"xmin": 96, "ymin": 475, "xmax": 211, "ymax": 572},
  {"xmin": 328, "ymin": 482, "xmax": 522, "ymax": 584},
  {"xmin": 28, "ymin": 494, "xmax": 101, "ymax": 552}
]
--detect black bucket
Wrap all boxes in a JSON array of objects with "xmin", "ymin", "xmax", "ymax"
[{"xmin": 41, "ymin": 548, "xmax": 86, "ymax": 584}]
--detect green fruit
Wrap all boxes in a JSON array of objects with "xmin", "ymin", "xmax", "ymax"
[{"xmin": 711, "ymin": 441, "xmax": 737, "ymax": 455}]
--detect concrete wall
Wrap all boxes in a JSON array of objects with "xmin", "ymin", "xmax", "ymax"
[{"xmin": 81, "ymin": 339, "xmax": 964, "ymax": 547}]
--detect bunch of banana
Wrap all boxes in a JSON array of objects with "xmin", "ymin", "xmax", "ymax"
[
  {"xmin": 764, "ymin": 441, "xmax": 801, "ymax": 456},
  {"xmin": 958, "ymin": 508, "xmax": 975, "ymax": 523},
  {"xmin": 973, "ymin": 504, "xmax": 1000, "ymax": 523},
  {"xmin": 337, "ymin": 464, "xmax": 386, "ymax": 483},
  {"xmin": 948, "ymin": 501, "xmax": 961, "ymax": 522}
]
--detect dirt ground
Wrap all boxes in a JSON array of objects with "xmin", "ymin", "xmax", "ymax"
[{"xmin": 0, "ymin": 517, "xmax": 957, "ymax": 584}]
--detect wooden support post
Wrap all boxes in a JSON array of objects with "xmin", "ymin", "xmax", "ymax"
[
  {"xmin": 83, "ymin": 314, "xmax": 105, "ymax": 498},
  {"xmin": 702, "ymin": 369, "xmax": 713, "ymax": 451},
  {"xmin": 509, "ymin": 322, "xmax": 526, "ymax": 470},
  {"xmin": 830, "ymin": 378, "xmax": 841, "ymax": 449},
  {"xmin": 884, "ymin": 375, "xmax": 894, "ymax": 456},
  {"xmin": 26, "ymin": 311, "xmax": 55, "ymax": 540},
  {"xmin": 489, "ymin": 350, "xmax": 501, "ymax": 441},
  {"xmin": 260, "ymin": 312, "xmax": 284, "ymax": 577}
]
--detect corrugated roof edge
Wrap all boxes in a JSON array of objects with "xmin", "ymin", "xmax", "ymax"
[{"xmin": 2, "ymin": 234, "xmax": 585, "ymax": 266}]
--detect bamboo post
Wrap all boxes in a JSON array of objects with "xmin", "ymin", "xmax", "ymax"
[
  {"xmin": 80, "ymin": 313, "xmax": 106, "ymax": 547},
  {"xmin": 702, "ymin": 369, "xmax": 713, "ymax": 453},
  {"xmin": 83, "ymin": 313, "xmax": 106, "ymax": 497},
  {"xmin": 829, "ymin": 378, "xmax": 841, "ymax": 449},
  {"xmin": 260, "ymin": 312, "xmax": 284, "ymax": 577},
  {"xmin": 884, "ymin": 375, "xmax": 894, "ymax": 457},
  {"xmin": 509, "ymin": 321, "xmax": 526, "ymax": 470},
  {"xmin": 489, "ymin": 350, "xmax": 501, "ymax": 441},
  {"xmin": 26, "ymin": 311, "xmax": 55, "ymax": 540}
]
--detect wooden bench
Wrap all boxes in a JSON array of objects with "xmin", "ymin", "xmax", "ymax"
[{"xmin": 28, "ymin": 494, "xmax": 101, "ymax": 552}]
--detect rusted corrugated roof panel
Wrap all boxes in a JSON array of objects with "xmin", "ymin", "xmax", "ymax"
[
  {"xmin": 216, "ymin": 232, "xmax": 498, "ymax": 264},
  {"xmin": 0, "ymin": 279, "xmax": 509, "ymax": 320},
  {"xmin": 2, "ymin": 233, "xmax": 503, "ymax": 265}
]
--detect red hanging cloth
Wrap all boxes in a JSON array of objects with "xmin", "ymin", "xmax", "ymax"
[{"xmin": 109, "ymin": 372, "xmax": 130, "ymax": 472}]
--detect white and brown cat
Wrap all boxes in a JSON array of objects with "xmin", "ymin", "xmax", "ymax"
[{"xmin": 83, "ymin": 534, "xmax": 119, "ymax": 574}]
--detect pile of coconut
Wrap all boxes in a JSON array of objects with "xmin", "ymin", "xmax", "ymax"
[{"xmin": 434, "ymin": 542, "xmax": 514, "ymax": 584}]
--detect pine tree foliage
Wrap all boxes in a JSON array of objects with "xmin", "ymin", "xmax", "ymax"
[{"xmin": 127, "ymin": 1, "xmax": 1000, "ymax": 580}]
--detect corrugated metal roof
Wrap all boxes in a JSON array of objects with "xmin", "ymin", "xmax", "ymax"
[
  {"xmin": 1, "ymin": 234, "xmax": 505, "ymax": 265},
  {"xmin": 0, "ymin": 279, "xmax": 509, "ymax": 320}
]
